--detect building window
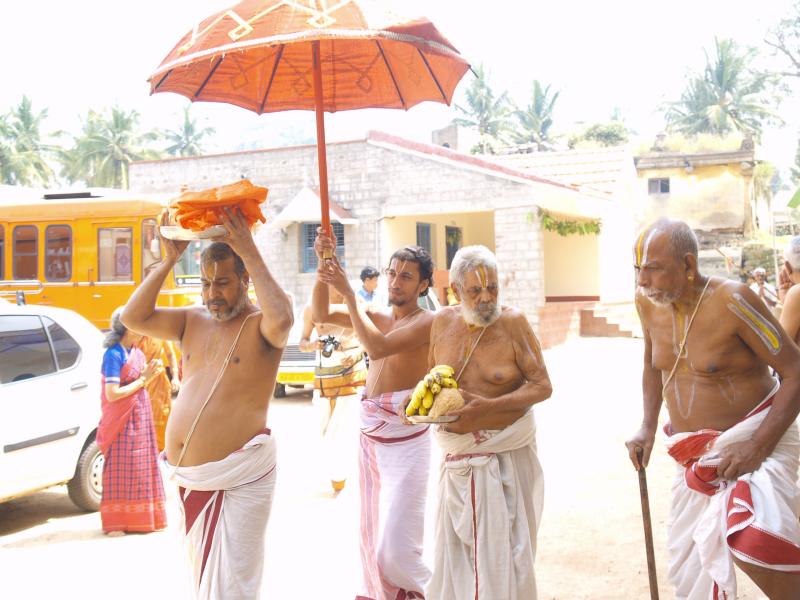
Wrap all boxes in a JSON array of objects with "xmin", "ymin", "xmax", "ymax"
[
  {"xmin": 416, "ymin": 223, "xmax": 432, "ymax": 255},
  {"xmin": 445, "ymin": 226, "xmax": 463, "ymax": 269},
  {"xmin": 648, "ymin": 178, "xmax": 670, "ymax": 195},
  {"xmin": 142, "ymin": 219, "xmax": 161, "ymax": 280},
  {"xmin": 45, "ymin": 225, "xmax": 72, "ymax": 282},
  {"xmin": 98, "ymin": 228, "xmax": 133, "ymax": 282},
  {"xmin": 301, "ymin": 222, "xmax": 344, "ymax": 273},
  {"xmin": 13, "ymin": 225, "xmax": 38, "ymax": 280}
]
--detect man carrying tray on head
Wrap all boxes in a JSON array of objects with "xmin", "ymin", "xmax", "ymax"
[
  {"xmin": 122, "ymin": 203, "xmax": 292, "ymax": 600},
  {"xmin": 420, "ymin": 245, "xmax": 553, "ymax": 600},
  {"xmin": 313, "ymin": 230, "xmax": 435, "ymax": 600}
]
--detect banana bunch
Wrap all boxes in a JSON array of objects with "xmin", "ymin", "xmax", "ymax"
[{"xmin": 406, "ymin": 365, "xmax": 458, "ymax": 417}]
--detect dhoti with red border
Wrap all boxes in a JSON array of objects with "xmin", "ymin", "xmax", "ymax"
[
  {"xmin": 428, "ymin": 409, "xmax": 543, "ymax": 600},
  {"xmin": 664, "ymin": 383, "xmax": 800, "ymax": 599},
  {"xmin": 161, "ymin": 429, "xmax": 277, "ymax": 600},
  {"xmin": 357, "ymin": 389, "xmax": 430, "ymax": 600}
]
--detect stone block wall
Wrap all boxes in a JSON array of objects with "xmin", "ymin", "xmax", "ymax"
[{"xmin": 494, "ymin": 206, "xmax": 545, "ymax": 332}]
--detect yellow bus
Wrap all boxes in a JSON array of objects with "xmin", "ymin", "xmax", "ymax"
[{"xmin": 0, "ymin": 188, "xmax": 204, "ymax": 329}]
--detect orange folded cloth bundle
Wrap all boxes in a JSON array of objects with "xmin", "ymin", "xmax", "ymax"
[{"xmin": 171, "ymin": 180, "xmax": 268, "ymax": 232}]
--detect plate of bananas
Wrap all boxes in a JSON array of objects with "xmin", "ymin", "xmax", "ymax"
[{"xmin": 404, "ymin": 364, "xmax": 465, "ymax": 424}]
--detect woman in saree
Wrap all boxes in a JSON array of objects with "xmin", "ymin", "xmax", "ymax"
[
  {"xmin": 97, "ymin": 308, "xmax": 167, "ymax": 536},
  {"xmin": 136, "ymin": 336, "xmax": 180, "ymax": 451}
]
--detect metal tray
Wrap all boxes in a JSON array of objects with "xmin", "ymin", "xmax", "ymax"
[
  {"xmin": 407, "ymin": 415, "xmax": 459, "ymax": 424},
  {"xmin": 159, "ymin": 225, "xmax": 227, "ymax": 240}
]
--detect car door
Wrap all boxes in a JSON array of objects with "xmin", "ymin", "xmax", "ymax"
[{"xmin": 0, "ymin": 314, "xmax": 87, "ymax": 499}]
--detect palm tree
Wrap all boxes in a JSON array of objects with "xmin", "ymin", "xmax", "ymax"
[
  {"xmin": 59, "ymin": 106, "xmax": 162, "ymax": 189},
  {"xmin": 664, "ymin": 38, "xmax": 778, "ymax": 138},
  {"xmin": 512, "ymin": 81, "xmax": 559, "ymax": 150},
  {"xmin": 163, "ymin": 105, "xmax": 215, "ymax": 157},
  {"xmin": 453, "ymin": 64, "xmax": 512, "ymax": 154},
  {"xmin": 0, "ymin": 96, "xmax": 55, "ymax": 186}
]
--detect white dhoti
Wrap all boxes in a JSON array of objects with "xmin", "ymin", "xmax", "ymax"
[
  {"xmin": 358, "ymin": 390, "xmax": 431, "ymax": 600},
  {"xmin": 161, "ymin": 429, "xmax": 277, "ymax": 600},
  {"xmin": 664, "ymin": 389, "xmax": 800, "ymax": 600},
  {"xmin": 428, "ymin": 409, "xmax": 544, "ymax": 600}
]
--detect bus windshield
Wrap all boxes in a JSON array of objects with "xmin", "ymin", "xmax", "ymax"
[{"xmin": 173, "ymin": 240, "xmax": 211, "ymax": 286}]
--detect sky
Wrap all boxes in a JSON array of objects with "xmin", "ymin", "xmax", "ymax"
[{"xmin": 1, "ymin": 0, "xmax": 798, "ymax": 171}]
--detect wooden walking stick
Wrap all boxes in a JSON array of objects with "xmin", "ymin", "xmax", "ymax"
[{"xmin": 636, "ymin": 447, "xmax": 660, "ymax": 600}]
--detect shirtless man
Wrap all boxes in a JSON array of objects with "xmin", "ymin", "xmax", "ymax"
[
  {"xmin": 313, "ymin": 232, "xmax": 435, "ymax": 600},
  {"xmin": 625, "ymin": 219, "xmax": 800, "ymax": 600},
  {"xmin": 423, "ymin": 245, "xmax": 552, "ymax": 600},
  {"xmin": 122, "ymin": 208, "xmax": 292, "ymax": 600}
]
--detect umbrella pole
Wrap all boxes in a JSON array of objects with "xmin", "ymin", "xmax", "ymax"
[{"xmin": 312, "ymin": 41, "xmax": 333, "ymax": 258}]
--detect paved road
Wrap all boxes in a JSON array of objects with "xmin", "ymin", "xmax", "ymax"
[{"xmin": 0, "ymin": 337, "xmax": 766, "ymax": 599}]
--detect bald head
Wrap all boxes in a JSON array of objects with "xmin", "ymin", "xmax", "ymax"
[{"xmin": 635, "ymin": 219, "xmax": 698, "ymax": 266}]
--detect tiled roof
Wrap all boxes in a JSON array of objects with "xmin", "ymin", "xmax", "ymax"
[{"xmin": 479, "ymin": 146, "xmax": 635, "ymax": 195}]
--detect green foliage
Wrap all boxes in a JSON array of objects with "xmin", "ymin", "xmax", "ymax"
[
  {"xmin": 754, "ymin": 161, "xmax": 778, "ymax": 205},
  {"xmin": 569, "ymin": 121, "xmax": 630, "ymax": 148},
  {"xmin": 538, "ymin": 209, "xmax": 601, "ymax": 236},
  {"xmin": 453, "ymin": 64, "xmax": 513, "ymax": 154},
  {"xmin": 163, "ymin": 105, "xmax": 215, "ymax": 157},
  {"xmin": 58, "ymin": 106, "xmax": 163, "ymax": 189},
  {"xmin": 764, "ymin": 1, "xmax": 800, "ymax": 79},
  {"xmin": 0, "ymin": 96, "xmax": 56, "ymax": 186},
  {"xmin": 664, "ymin": 38, "xmax": 780, "ymax": 139},
  {"xmin": 633, "ymin": 132, "xmax": 743, "ymax": 155},
  {"xmin": 511, "ymin": 81, "xmax": 560, "ymax": 149}
]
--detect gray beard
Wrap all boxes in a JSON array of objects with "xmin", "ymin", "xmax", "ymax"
[
  {"xmin": 461, "ymin": 302, "xmax": 501, "ymax": 327},
  {"xmin": 638, "ymin": 286, "xmax": 680, "ymax": 307},
  {"xmin": 208, "ymin": 292, "xmax": 248, "ymax": 322}
]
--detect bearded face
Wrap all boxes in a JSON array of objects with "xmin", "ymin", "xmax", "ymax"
[
  {"xmin": 457, "ymin": 266, "xmax": 501, "ymax": 327},
  {"xmin": 201, "ymin": 257, "xmax": 249, "ymax": 322}
]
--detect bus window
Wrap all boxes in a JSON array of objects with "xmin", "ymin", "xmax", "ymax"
[
  {"xmin": 13, "ymin": 225, "xmax": 38, "ymax": 280},
  {"xmin": 0, "ymin": 225, "xmax": 4, "ymax": 279},
  {"xmin": 142, "ymin": 219, "xmax": 161, "ymax": 279},
  {"xmin": 173, "ymin": 240, "xmax": 210, "ymax": 286},
  {"xmin": 45, "ymin": 225, "xmax": 72, "ymax": 281},
  {"xmin": 98, "ymin": 228, "xmax": 133, "ymax": 282}
]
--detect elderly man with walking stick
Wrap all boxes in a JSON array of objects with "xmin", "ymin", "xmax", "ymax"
[{"xmin": 625, "ymin": 218, "xmax": 800, "ymax": 600}]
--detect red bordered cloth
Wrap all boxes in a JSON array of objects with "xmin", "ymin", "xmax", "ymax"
[
  {"xmin": 663, "ymin": 384, "xmax": 800, "ymax": 599},
  {"xmin": 160, "ymin": 429, "xmax": 276, "ymax": 600}
]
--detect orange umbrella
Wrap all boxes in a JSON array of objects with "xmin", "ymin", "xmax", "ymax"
[{"xmin": 148, "ymin": 0, "xmax": 470, "ymax": 237}]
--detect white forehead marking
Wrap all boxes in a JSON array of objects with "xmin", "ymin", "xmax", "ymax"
[{"xmin": 642, "ymin": 228, "xmax": 659, "ymax": 265}]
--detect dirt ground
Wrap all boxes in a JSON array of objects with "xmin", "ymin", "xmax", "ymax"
[{"xmin": 0, "ymin": 337, "xmax": 770, "ymax": 599}]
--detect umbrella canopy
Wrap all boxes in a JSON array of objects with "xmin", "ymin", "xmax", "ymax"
[{"xmin": 149, "ymin": 0, "xmax": 470, "ymax": 235}]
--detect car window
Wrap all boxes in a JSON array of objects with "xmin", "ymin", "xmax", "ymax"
[
  {"xmin": 0, "ymin": 315, "xmax": 57, "ymax": 384},
  {"xmin": 42, "ymin": 316, "xmax": 81, "ymax": 370}
]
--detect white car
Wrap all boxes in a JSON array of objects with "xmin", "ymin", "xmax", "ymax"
[{"xmin": 0, "ymin": 297, "xmax": 104, "ymax": 511}]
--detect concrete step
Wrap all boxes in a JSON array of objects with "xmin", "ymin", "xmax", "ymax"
[{"xmin": 580, "ymin": 302, "xmax": 642, "ymax": 339}]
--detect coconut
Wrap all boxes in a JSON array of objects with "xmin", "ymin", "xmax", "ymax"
[{"xmin": 429, "ymin": 388, "xmax": 464, "ymax": 420}]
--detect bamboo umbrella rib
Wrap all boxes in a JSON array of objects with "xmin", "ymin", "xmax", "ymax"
[
  {"xmin": 154, "ymin": 69, "xmax": 173, "ymax": 91},
  {"xmin": 193, "ymin": 56, "xmax": 224, "ymax": 100},
  {"xmin": 259, "ymin": 45, "xmax": 284, "ymax": 113},
  {"xmin": 416, "ymin": 49, "xmax": 447, "ymax": 103},
  {"xmin": 375, "ymin": 40, "xmax": 406, "ymax": 109}
]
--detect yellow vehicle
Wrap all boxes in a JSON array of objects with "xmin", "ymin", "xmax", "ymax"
[{"xmin": 0, "ymin": 188, "xmax": 204, "ymax": 329}]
